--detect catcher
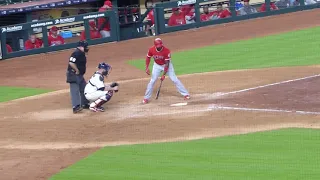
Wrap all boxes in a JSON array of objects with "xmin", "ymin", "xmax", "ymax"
[{"xmin": 84, "ymin": 62, "xmax": 119, "ymax": 112}]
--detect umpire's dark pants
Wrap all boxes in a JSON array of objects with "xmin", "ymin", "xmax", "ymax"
[{"xmin": 67, "ymin": 72, "xmax": 88, "ymax": 108}]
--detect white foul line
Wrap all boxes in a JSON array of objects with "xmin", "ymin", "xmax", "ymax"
[
  {"xmin": 208, "ymin": 106, "xmax": 320, "ymax": 115},
  {"xmin": 216, "ymin": 74, "xmax": 320, "ymax": 97},
  {"xmin": 207, "ymin": 74, "xmax": 320, "ymax": 115}
]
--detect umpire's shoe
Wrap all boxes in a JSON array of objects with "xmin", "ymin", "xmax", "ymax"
[
  {"xmin": 82, "ymin": 104, "xmax": 90, "ymax": 109},
  {"xmin": 73, "ymin": 105, "xmax": 83, "ymax": 114}
]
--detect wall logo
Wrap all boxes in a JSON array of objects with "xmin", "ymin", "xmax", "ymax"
[
  {"xmin": 1, "ymin": 25, "xmax": 23, "ymax": 33},
  {"xmin": 55, "ymin": 17, "xmax": 75, "ymax": 24},
  {"xmin": 83, "ymin": 13, "xmax": 105, "ymax": 20},
  {"xmin": 177, "ymin": 0, "xmax": 196, "ymax": 6},
  {"xmin": 30, "ymin": 21, "xmax": 53, "ymax": 28}
]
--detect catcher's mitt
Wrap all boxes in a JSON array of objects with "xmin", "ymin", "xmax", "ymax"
[{"xmin": 110, "ymin": 82, "xmax": 119, "ymax": 92}]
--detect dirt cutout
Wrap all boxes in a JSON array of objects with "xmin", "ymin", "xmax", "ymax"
[{"xmin": 0, "ymin": 9, "xmax": 320, "ymax": 180}]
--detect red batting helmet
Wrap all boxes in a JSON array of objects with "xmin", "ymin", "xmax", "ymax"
[{"xmin": 154, "ymin": 38, "xmax": 163, "ymax": 49}]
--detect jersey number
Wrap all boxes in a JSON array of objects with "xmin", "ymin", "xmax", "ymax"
[{"xmin": 69, "ymin": 57, "xmax": 76, "ymax": 62}]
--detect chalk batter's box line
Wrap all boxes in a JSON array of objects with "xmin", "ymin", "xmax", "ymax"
[{"xmin": 208, "ymin": 74, "xmax": 320, "ymax": 115}]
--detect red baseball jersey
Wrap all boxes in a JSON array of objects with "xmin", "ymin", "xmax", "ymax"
[
  {"xmin": 147, "ymin": 46, "xmax": 171, "ymax": 65},
  {"xmin": 219, "ymin": 9, "xmax": 231, "ymax": 18},
  {"xmin": 200, "ymin": 13, "xmax": 212, "ymax": 22},
  {"xmin": 80, "ymin": 30, "xmax": 102, "ymax": 41},
  {"xmin": 146, "ymin": 10, "xmax": 155, "ymax": 25},
  {"xmin": 24, "ymin": 39, "xmax": 43, "ymax": 50},
  {"xmin": 168, "ymin": 12, "xmax": 186, "ymax": 26},
  {"xmin": 181, "ymin": 5, "xmax": 193, "ymax": 15},
  {"xmin": 97, "ymin": 7, "xmax": 111, "ymax": 31},
  {"xmin": 6, "ymin": 44, "xmax": 12, "ymax": 53},
  {"xmin": 212, "ymin": 9, "xmax": 231, "ymax": 19},
  {"xmin": 260, "ymin": 3, "xmax": 278, "ymax": 12},
  {"xmin": 185, "ymin": 7, "xmax": 196, "ymax": 21},
  {"xmin": 48, "ymin": 35, "xmax": 65, "ymax": 46}
]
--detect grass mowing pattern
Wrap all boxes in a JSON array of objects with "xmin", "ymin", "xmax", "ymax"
[
  {"xmin": 50, "ymin": 128, "xmax": 320, "ymax": 180},
  {"xmin": 128, "ymin": 26, "xmax": 320, "ymax": 75},
  {"xmin": 0, "ymin": 86, "xmax": 50, "ymax": 102}
]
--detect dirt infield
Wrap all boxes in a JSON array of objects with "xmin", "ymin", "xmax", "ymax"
[
  {"xmin": 214, "ymin": 74, "xmax": 320, "ymax": 113},
  {"xmin": 0, "ymin": 9, "xmax": 320, "ymax": 180}
]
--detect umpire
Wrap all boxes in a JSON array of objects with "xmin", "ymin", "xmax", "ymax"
[{"xmin": 66, "ymin": 40, "xmax": 90, "ymax": 113}]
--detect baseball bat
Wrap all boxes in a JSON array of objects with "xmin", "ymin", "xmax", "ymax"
[{"xmin": 155, "ymin": 80, "xmax": 163, "ymax": 100}]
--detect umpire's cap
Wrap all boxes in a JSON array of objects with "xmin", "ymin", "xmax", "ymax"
[
  {"xmin": 77, "ymin": 40, "xmax": 89, "ymax": 52},
  {"xmin": 78, "ymin": 40, "xmax": 88, "ymax": 48}
]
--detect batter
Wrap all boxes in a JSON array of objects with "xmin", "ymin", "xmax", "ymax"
[{"xmin": 143, "ymin": 38, "xmax": 190, "ymax": 104}]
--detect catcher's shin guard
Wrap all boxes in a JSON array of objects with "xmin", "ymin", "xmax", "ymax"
[{"xmin": 90, "ymin": 91, "xmax": 113, "ymax": 108}]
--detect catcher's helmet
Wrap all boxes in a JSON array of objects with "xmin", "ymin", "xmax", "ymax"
[
  {"xmin": 98, "ymin": 62, "xmax": 112, "ymax": 76},
  {"xmin": 77, "ymin": 40, "xmax": 89, "ymax": 52}
]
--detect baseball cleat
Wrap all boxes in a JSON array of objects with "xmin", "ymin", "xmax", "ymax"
[
  {"xmin": 184, "ymin": 95, "xmax": 191, "ymax": 100},
  {"xmin": 73, "ymin": 105, "xmax": 83, "ymax": 114},
  {"xmin": 142, "ymin": 99, "xmax": 149, "ymax": 104},
  {"xmin": 96, "ymin": 106, "xmax": 105, "ymax": 112},
  {"xmin": 89, "ymin": 106, "xmax": 98, "ymax": 112}
]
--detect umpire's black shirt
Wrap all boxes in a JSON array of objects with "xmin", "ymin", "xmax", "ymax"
[{"xmin": 67, "ymin": 48, "xmax": 87, "ymax": 75}]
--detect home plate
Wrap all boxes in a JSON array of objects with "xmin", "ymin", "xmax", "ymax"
[{"xmin": 170, "ymin": 102, "xmax": 188, "ymax": 107}]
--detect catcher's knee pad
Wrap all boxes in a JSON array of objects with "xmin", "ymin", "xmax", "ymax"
[
  {"xmin": 105, "ymin": 90, "xmax": 113, "ymax": 101},
  {"xmin": 92, "ymin": 91, "xmax": 114, "ymax": 107},
  {"xmin": 101, "ymin": 90, "xmax": 113, "ymax": 102}
]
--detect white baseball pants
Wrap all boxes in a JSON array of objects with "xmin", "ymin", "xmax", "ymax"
[
  {"xmin": 85, "ymin": 91, "xmax": 109, "ymax": 102},
  {"xmin": 144, "ymin": 62, "xmax": 189, "ymax": 100}
]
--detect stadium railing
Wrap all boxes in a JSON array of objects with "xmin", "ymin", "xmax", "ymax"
[
  {"xmin": 0, "ymin": 10, "xmax": 118, "ymax": 59},
  {"xmin": 154, "ymin": 0, "xmax": 319, "ymax": 35}
]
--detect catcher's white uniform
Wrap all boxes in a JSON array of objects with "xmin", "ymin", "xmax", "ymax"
[{"xmin": 84, "ymin": 72, "xmax": 111, "ymax": 102}]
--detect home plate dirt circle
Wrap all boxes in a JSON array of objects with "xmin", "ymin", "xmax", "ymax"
[{"xmin": 170, "ymin": 102, "xmax": 188, "ymax": 107}]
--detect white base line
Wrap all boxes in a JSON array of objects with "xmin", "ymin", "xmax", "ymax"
[
  {"xmin": 216, "ymin": 74, "xmax": 320, "ymax": 97},
  {"xmin": 208, "ymin": 106, "xmax": 320, "ymax": 115}
]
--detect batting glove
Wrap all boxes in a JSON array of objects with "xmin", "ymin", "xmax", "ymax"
[
  {"xmin": 146, "ymin": 68, "xmax": 150, "ymax": 75},
  {"xmin": 160, "ymin": 75, "xmax": 165, "ymax": 81}
]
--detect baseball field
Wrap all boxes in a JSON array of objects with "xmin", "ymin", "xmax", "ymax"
[{"xmin": 0, "ymin": 9, "xmax": 320, "ymax": 180}]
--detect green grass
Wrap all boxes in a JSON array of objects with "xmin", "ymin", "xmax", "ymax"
[
  {"xmin": 0, "ymin": 86, "xmax": 50, "ymax": 102},
  {"xmin": 50, "ymin": 128, "xmax": 320, "ymax": 180},
  {"xmin": 128, "ymin": 26, "xmax": 320, "ymax": 75}
]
